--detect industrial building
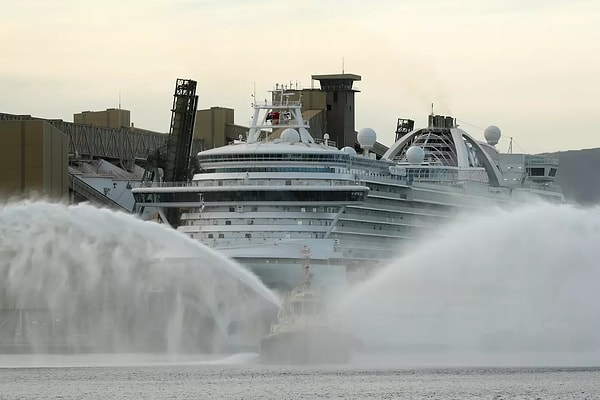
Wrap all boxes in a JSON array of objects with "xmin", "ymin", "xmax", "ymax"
[
  {"xmin": 0, "ymin": 120, "xmax": 69, "ymax": 200},
  {"xmin": 0, "ymin": 110, "xmax": 166, "ymax": 211}
]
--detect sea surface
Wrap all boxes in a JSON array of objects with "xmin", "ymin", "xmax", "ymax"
[{"xmin": 1, "ymin": 353, "xmax": 600, "ymax": 399}]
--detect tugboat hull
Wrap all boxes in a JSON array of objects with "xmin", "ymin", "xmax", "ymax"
[{"xmin": 260, "ymin": 328, "xmax": 357, "ymax": 364}]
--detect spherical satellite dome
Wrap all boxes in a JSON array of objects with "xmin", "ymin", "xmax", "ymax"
[
  {"xmin": 341, "ymin": 146, "xmax": 357, "ymax": 156},
  {"xmin": 280, "ymin": 128, "xmax": 300, "ymax": 144},
  {"xmin": 357, "ymin": 128, "xmax": 377, "ymax": 149},
  {"xmin": 406, "ymin": 146, "xmax": 425, "ymax": 164},
  {"xmin": 484, "ymin": 125, "xmax": 501, "ymax": 146}
]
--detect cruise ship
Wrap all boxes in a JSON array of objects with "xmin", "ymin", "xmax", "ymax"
[{"xmin": 132, "ymin": 85, "xmax": 563, "ymax": 293}]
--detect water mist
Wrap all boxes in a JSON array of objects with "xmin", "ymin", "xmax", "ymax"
[
  {"xmin": 336, "ymin": 201, "xmax": 600, "ymax": 366},
  {"xmin": 0, "ymin": 200, "xmax": 280, "ymax": 355}
]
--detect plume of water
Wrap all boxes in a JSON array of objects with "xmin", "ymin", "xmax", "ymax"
[
  {"xmin": 336, "ymin": 202, "xmax": 600, "ymax": 364},
  {"xmin": 0, "ymin": 200, "xmax": 280, "ymax": 354}
]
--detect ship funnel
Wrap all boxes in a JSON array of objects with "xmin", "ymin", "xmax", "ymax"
[{"xmin": 428, "ymin": 114, "xmax": 456, "ymax": 129}]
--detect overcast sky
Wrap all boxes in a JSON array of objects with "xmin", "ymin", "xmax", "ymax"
[{"xmin": 1, "ymin": 0, "xmax": 598, "ymax": 153}]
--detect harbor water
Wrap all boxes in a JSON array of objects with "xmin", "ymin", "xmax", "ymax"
[{"xmin": 1, "ymin": 354, "xmax": 600, "ymax": 399}]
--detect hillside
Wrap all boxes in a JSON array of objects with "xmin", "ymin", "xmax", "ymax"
[{"xmin": 547, "ymin": 148, "xmax": 600, "ymax": 206}]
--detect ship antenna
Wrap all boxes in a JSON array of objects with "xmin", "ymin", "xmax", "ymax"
[
  {"xmin": 302, "ymin": 246, "xmax": 312, "ymax": 289},
  {"xmin": 508, "ymin": 137, "xmax": 513, "ymax": 154},
  {"xmin": 342, "ymin": 56, "xmax": 345, "ymax": 74}
]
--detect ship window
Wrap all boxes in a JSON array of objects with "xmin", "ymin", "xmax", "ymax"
[
  {"xmin": 208, "ymin": 234, "xmax": 213, "ymax": 238},
  {"xmin": 229, "ymin": 207, "xmax": 235, "ymax": 212},
  {"xmin": 528, "ymin": 167, "xmax": 545, "ymax": 177},
  {"xmin": 549, "ymin": 168, "xmax": 557, "ymax": 177},
  {"xmin": 218, "ymin": 234, "xmax": 224, "ymax": 238},
  {"xmin": 226, "ymin": 220, "xmax": 231, "ymax": 225},
  {"xmin": 326, "ymin": 104, "xmax": 331, "ymax": 111},
  {"xmin": 245, "ymin": 233, "xmax": 251, "ymax": 238},
  {"xmin": 252, "ymin": 207, "xmax": 258, "ymax": 211}
]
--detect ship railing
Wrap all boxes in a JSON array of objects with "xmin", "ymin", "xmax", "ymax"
[
  {"xmin": 386, "ymin": 165, "xmax": 496, "ymax": 184},
  {"xmin": 519, "ymin": 182, "xmax": 563, "ymax": 193},
  {"xmin": 214, "ymin": 179, "xmax": 362, "ymax": 187},
  {"xmin": 199, "ymin": 152, "xmax": 348, "ymax": 163},
  {"xmin": 141, "ymin": 181, "xmax": 201, "ymax": 188},
  {"xmin": 254, "ymin": 100, "xmax": 303, "ymax": 108},
  {"xmin": 141, "ymin": 168, "xmax": 491, "ymax": 189},
  {"xmin": 524, "ymin": 156, "xmax": 560, "ymax": 166},
  {"xmin": 388, "ymin": 167, "xmax": 459, "ymax": 183},
  {"xmin": 140, "ymin": 179, "xmax": 363, "ymax": 188},
  {"xmin": 313, "ymin": 138, "xmax": 337, "ymax": 147}
]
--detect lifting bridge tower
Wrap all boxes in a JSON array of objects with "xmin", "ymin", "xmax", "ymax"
[
  {"xmin": 141, "ymin": 78, "xmax": 199, "ymax": 226},
  {"xmin": 165, "ymin": 79, "xmax": 199, "ymax": 183}
]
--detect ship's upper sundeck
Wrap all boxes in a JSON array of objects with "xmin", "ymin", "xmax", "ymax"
[{"xmin": 198, "ymin": 140, "xmax": 343, "ymax": 158}]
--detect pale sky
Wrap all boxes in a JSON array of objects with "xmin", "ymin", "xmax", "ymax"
[{"xmin": 1, "ymin": 0, "xmax": 599, "ymax": 153}]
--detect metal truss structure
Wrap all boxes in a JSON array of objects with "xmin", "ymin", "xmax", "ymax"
[{"xmin": 0, "ymin": 112, "xmax": 201, "ymax": 171}]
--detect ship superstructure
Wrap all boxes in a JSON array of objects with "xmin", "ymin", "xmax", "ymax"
[{"xmin": 133, "ymin": 85, "xmax": 563, "ymax": 292}]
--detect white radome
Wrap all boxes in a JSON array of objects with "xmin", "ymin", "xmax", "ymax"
[
  {"xmin": 484, "ymin": 125, "xmax": 501, "ymax": 146},
  {"xmin": 281, "ymin": 128, "xmax": 300, "ymax": 144},
  {"xmin": 406, "ymin": 146, "xmax": 425, "ymax": 164},
  {"xmin": 357, "ymin": 128, "xmax": 377, "ymax": 149},
  {"xmin": 342, "ymin": 146, "xmax": 357, "ymax": 155}
]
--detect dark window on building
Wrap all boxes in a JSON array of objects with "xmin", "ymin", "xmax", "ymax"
[
  {"xmin": 229, "ymin": 207, "xmax": 235, "ymax": 212},
  {"xmin": 529, "ymin": 167, "xmax": 545, "ymax": 177},
  {"xmin": 245, "ymin": 233, "xmax": 251, "ymax": 238},
  {"xmin": 326, "ymin": 104, "xmax": 332, "ymax": 111},
  {"xmin": 208, "ymin": 234, "xmax": 213, "ymax": 238},
  {"xmin": 225, "ymin": 220, "xmax": 231, "ymax": 225},
  {"xmin": 549, "ymin": 168, "xmax": 557, "ymax": 177},
  {"xmin": 218, "ymin": 233, "xmax": 224, "ymax": 238}
]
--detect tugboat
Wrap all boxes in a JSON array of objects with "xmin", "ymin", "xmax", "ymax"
[{"xmin": 260, "ymin": 247, "xmax": 360, "ymax": 364}]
